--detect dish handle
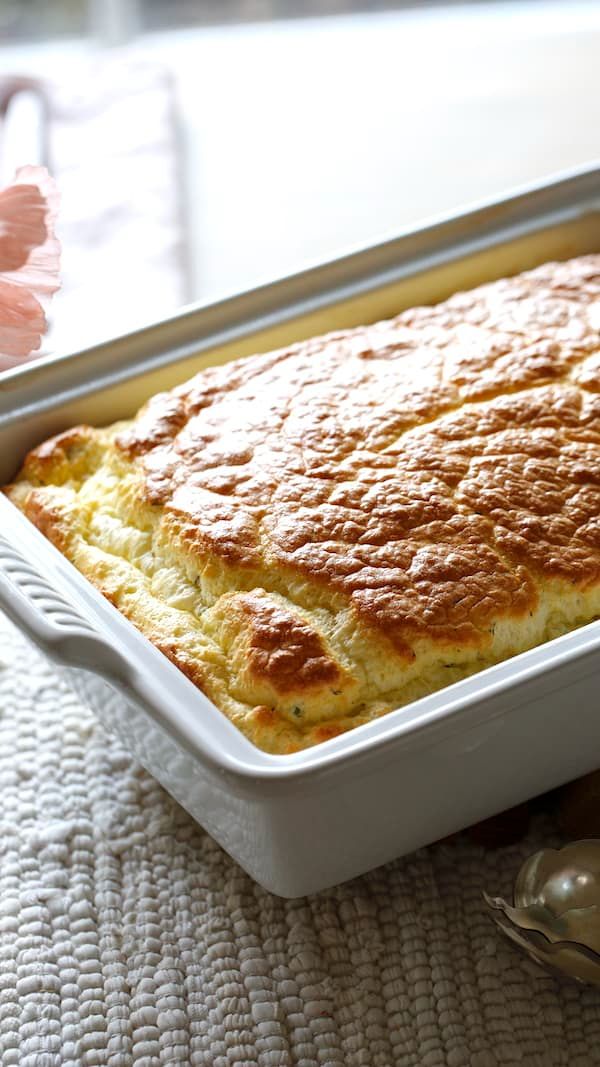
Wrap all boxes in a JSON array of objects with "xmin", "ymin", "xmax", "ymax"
[{"xmin": 0, "ymin": 533, "xmax": 130, "ymax": 682}]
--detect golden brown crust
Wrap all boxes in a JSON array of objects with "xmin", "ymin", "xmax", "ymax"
[
  {"xmin": 205, "ymin": 589, "xmax": 356, "ymax": 725},
  {"xmin": 22, "ymin": 424, "xmax": 102, "ymax": 486},
  {"xmin": 22, "ymin": 488, "xmax": 72, "ymax": 554},
  {"xmin": 118, "ymin": 257, "xmax": 600, "ymax": 645},
  {"xmin": 6, "ymin": 255, "xmax": 600, "ymax": 752},
  {"xmin": 215, "ymin": 590, "xmax": 342, "ymax": 693}
]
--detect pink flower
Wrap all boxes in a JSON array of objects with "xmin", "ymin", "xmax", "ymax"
[{"xmin": 0, "ymin": 166, "xmax": 60, "ymax": 371}]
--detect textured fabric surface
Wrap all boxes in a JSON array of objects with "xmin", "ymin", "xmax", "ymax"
[{"xmin": 1, "ymin": 610, "xmax": 599, "ymax": 1067}]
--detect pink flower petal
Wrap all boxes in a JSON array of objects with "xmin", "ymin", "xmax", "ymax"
[
  {"xmin": 0, "ymin": 278, "xmax": 46, "ymax": 367},
  {"xmin": 0, "ymin": 166, "xmax": 60, "ymax": 367},
  {"xmin": 0, "ymin": 183, "xmax": 47, "ymax": 271}
]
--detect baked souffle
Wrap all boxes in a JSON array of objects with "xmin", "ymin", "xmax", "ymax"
[{"xmin": 6, "ymin": 255, "xmax": 600, "ymax": 752}]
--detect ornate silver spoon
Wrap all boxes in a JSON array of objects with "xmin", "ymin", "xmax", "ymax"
[{"xmin": 484, "ymin": 839, "xmax": 600, "ymax": 984}]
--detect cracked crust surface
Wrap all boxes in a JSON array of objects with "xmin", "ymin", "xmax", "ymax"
[{"xmin": 6, "ymin": 255, "xmax": 600, "ymax": 752}]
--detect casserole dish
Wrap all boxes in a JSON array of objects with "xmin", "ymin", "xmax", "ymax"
[{"xmin": 1, "ymin": 164, "xmax": 600, "ymax": 897}]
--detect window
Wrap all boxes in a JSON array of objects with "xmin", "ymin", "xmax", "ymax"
[{"xmin": 0, "ymin": 0, "xmax": 86, "ymax": 41}]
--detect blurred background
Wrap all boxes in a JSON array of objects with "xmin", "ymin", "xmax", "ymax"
[{"xmin": 1, "ymin": 0, "xmax": 599, "ymax": 354}]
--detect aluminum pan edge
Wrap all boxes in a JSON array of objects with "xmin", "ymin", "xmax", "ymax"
[{"xmin": 2, "ymin": 492, "xmax": 600, "ymax": 788}]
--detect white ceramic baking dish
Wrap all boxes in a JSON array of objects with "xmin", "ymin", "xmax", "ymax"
[{"xmin": 1, "ymin": 163, "xmax": 600, "ymax": 897}]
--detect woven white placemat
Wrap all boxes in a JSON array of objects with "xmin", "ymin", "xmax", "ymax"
[{"xmin": 1, "ymin": 610, "xmax": 599, "ymax": 1067}]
